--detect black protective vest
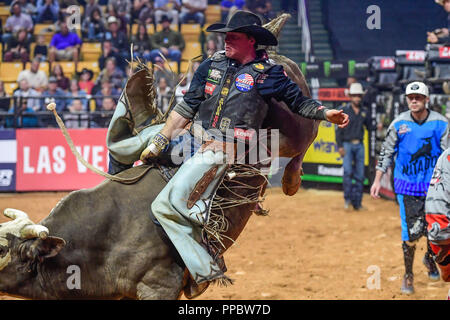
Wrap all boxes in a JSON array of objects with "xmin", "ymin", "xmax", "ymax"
[{"xmin": 193, "ymin": 51, "xmax": 274, "ymax": 140}]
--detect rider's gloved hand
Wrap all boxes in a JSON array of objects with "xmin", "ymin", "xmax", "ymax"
[{"xmin": 140, "ymin": 133, "xmax": 170, "ymax": 163}]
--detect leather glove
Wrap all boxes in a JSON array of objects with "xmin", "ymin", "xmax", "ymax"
[{"xmin": 140, "ymin": 133, "xmax": 170, "ymax": 162}]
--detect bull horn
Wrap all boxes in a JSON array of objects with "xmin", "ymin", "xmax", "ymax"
[
  {"xmin": 21, "ymin": 225, "xmax": 49, "ymax": 240},
  {"xmin": 4, "ymin": 208, "xmax": 29, "ymax": 220}
]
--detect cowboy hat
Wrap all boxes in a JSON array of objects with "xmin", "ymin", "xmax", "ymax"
[
  {"xmin": 206, "ymin": 10, "xmax": 278, "ymax": 46},
  {"xmin": 78, "ymin": 68, "xmax": 94, "ymax": 81},
  {"xmin": 348, "ymin": 83, "xmax": 365, "ymax": 95}
]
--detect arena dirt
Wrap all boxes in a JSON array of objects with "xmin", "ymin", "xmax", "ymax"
[{"xmin": 0, "ymin": 188, "xmax": 448, "ymax": 300}]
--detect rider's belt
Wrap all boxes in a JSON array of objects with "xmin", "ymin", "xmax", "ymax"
[{"xmin": 351, "ymin": 139, "xmax": 361, "ymax": 144}]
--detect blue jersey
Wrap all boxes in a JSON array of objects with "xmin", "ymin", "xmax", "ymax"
[{"xmin": 376, "ymin": 110, "xmax": 449, "ymax": 196}]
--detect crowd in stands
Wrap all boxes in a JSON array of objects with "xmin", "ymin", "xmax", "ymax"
[{"xmin": 0, "ymin": 0, "xmax": 287, "ymax": 129}]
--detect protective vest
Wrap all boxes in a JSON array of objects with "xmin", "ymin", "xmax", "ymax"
[{"xmin": 193, "ymin": 51, "xmax": 274, "ymax": 141}]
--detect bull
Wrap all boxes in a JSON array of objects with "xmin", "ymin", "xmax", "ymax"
[{"xmin": 0, "ymin": 14, "xmax": 321, "ymax": 299}]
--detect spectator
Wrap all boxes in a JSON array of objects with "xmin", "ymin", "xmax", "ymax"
[
  {"xmin": 2, "ymin": 1, "xmax": 33, "ymax": 45},
  {"xmin": 94, "ymin": 78, "xmax": 119, "ymax": 109},
  {"xmin": 104, "ymin": 16, "xmax": 130, "ymax": 65},
  {"xmin": 18, "ymin": 0, "xmax": 37, "ymax": 21},
  {"xmin": 66, "ymin": 79, "xmax": 88, "ymax": 110},
  {"xmin": 220, "ymin": 0, "xmax": 245, "ymax": 23},
  {"xmin": 131, "ymin": 23, "xmax": 153, "ymax": 61},
  {"xmin": 40, "ymin": 76, "xmax": 67, "ymax": 112},
  {"xmin": 6, "ymin": 96, "xmax": 39, "ymax": 128},
  {"xmin": 109, "ymin": 0, "xmax": 132, "ymax": 24},
  {"xmin": 0, "ymin": 81, "xmax": 11, "ymax": 112},
  {"xmin": 156, "ymin": 77, "xmax": 173, "ymax": 113},
  {"xmin": 150, "ymin": 15, "xmax": 185, "ymax": 63},
  {"xmin": 247, "ymin": 0, "xmax": 275, "ymax": 22},
  {"xmin": 51, "ymin": 63, "xmax": 70, "ymax": 91},
  {"xmin": 335, "ymin": 83, "xmax": 372, "ymax": 211},
  {"xmin": 83, "ymin": 0, "xmax": 102, "ymax": 21},
  {"xmin": 153, "ymin": 55, "xmax": 177, "ymax": 88},
  {"xmin": 92, "ymin": 96, "xmax": 116, "ymax": 127},
  {"xmin": 154, "ymin": 0, "xmax": 181, "ymax": 25},
  {"xmin": 3, "ymin": 28, "xmax": 30, "ymax": 64},
  {"xmin": 33, "ymin": 34, "xmax": 49, "ymax": 62},
  {"xmin": 132, "ymin": 0, "xmax": 151, "ymax": 22},
  {"xmin": 96, "ymin": 57, "xmax": 125, "ymax": 90},
  {"xmin": 36, "ymin": 0, "xmax": 60, "ymax": 23},
  {"xmin": 205, "ymin": 38, "xmax": 218, "ymax": 58},
  {"xmin": 106, "ymin": 5, "xmax": 128, "ymax": 34},
  {"xmin": 48, "ymin": 20, "xmax": 82, "ymax": 70},
  {"xmin": 180, "ymin": 0, "xmax": 207, "ymax": 26},
  {"xmin": 137, "ymin": 0, "xmax": 155, "ymax": 25},
  {"xmin": 428, "ymin": 0, "xmax": 450, "ymax": 44},
  {"xmin": 78, "ymin": 68, "xmax": 95, "ymax": 94},
  {"xmin": 98, "ymin": 39, "xmax": 123, "ymax": 71},
  {"xmin": 13, "ymin": 79, "xmax": 41, "ymax": 112},
  {"xmin": 206, "ymin": 32, "xmax": 225, "ymax": 52},
  {"xmin": 174, "ymin": 73, "xmax": 190, "ymax": 103},
  {"xmin": 64, "ymin": 98, "xmax": 89, "ymax": 128},
  {"xmin": 82, "ymin": 7, "xmax": 106, "ymax": 41},
  {"xmin": 17, "ymin": 57, "xmax": 49, "ymax": 92}
]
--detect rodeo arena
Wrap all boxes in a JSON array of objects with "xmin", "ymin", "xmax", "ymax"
[{"xmin": 0, "ymin": 0, "xmax": 449, "ymax": 307}]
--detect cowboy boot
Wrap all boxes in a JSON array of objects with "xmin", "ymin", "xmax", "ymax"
[
  {"xmin": 401, "ymin": 241, "xmax": 416, "ymax": 294},
  {"xmin": 423, "ymin": 241, "xmax": 440, "ymax": 281}
]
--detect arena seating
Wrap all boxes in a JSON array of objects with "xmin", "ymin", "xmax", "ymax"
[{"xmin": 322, "ymin": 0, "xmax": 448, "ymax": 61}]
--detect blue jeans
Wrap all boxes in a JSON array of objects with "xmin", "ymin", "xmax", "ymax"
[
  {"xmin": 179, "ymin": 11, "xmax": 205, "ymax": 26},
  {"xmin": 342, "ymin": 142, "xmax": 365, "ymax": 209},
  {"xmin": 149, "ymin": 49, "xmax": 181, "ymax": 63}
]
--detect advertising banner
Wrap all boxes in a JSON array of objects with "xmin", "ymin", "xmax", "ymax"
[
  {"xmin": 16, "ymin": 128, "xmax": 109, "ymax": 191},
  {"xmin": 302, "ymin": 121, "xmax": 369, "ymax": 184},
  {"xmin": 0, "ymin": 130, "xmax": 16, "ymax": 192}
]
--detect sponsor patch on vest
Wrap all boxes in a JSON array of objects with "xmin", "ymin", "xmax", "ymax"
[
  {"xmin": 207, "ymin": 68, "xmax": 223, "ymax": 84},
  {"xmin": 205, "ymin": 82, "xmax": 216, "ymax": 95},
  {"xmin": 219, "ymin": 117, "xmax": 231, "ymax": 132},
  {"xmin": 253, "ymin": 63, "xmax": 265, "ymax": 70},
  {"xmin": 257, "ymin": 73, "xmax": 269, "ymax": 84},
  {"xmin": 235, "ymin": 73, "xmax": 254, "ymax": 92},
  {"xmin": 234, "ymin": 128, "xmax": 256, "ymax": 141}
]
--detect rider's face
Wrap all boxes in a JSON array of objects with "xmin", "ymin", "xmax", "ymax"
[
  {"xmin": 406, "ymin": 94, "xmax": 428, "ymax": 114},
  {"xmin": 224, "ymin": 32, "xmax": 255, "ymax": 60}
]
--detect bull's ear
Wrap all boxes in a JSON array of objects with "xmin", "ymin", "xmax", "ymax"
[{"xmin": 34, "ymin": 236, "xmax": 66, "ymax": 260}]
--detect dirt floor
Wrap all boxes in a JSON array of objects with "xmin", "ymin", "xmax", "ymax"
[{"xmin": 0, "ymin": 187, "xmax": 448, "ymax": 300}]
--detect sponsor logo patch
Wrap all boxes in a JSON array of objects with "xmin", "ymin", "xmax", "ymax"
[
  {"xmin": 207, "ymin": 68, "xmax": 223, "ymax": 83},
  {"xmin": 0, "ymin": 170, "xmax": 13, "ymax": 187},
  {"xmin": 398, "ymin": 124, "xmax": 411, "ymax": 135},
  {"xmin": 219, "ymin": 117, "xmax": 231, "ymax": 132},
  {"xmin": 234, "ymin": 128, "xmax": 256, "ymax": 141},
  {"xmin": 205, "ymin": 82, "xmax": 216, "ymax": 95},
  {"xmin": 257, "ymin": 73, "xmax": 268, "ymax": 84},
  {"xmin": 235, "ymin": 73, "xmax": 254, "ymax": 92},
  {"xmin": 253, "ymin": 63, "xmax": 264, "ymax": 70}
]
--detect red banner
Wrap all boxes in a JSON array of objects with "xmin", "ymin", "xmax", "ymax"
[
  {"xmin": 16, "ymin": 129, "xmax": 108, "ymax": 191},
  {"xmin": 439, "ymin": 46, "xmax": 450, "ymax": 58},
  {"xmin": 318, "ymin": 88, "xmax": 350, "ymax": 101}
]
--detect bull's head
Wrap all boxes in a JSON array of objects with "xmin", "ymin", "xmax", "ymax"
[{"xmin": 0, "ymin": 208, "xmax": 65, "ymax": 292}]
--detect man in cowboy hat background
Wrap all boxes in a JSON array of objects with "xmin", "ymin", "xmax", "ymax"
[
  {"xmin": 108, "ymin": 10, "xmax": 349, "ymax": 293},
  {"xmin": 149, "ymin": 14, "xmax": 185, "ymax": 63},
  {"xmin": 370, "ymin": 81, "xmax": 449, "ymax": 295},
  {"xmin": 335, "ymin": 82, "xmax": 372, "ymax": 211}
]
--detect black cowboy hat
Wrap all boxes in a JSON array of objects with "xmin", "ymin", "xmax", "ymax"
[
  {"xmin": 78, "ymin": 68, "xmax": 94, "ymax": 81},
  {"xmin": 206, "ymin": 10, "xmax": 278, "ymax": 46},
  {"xmin": 160, "ymin": 14, "xmax": 172, "ymax": 24}
]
